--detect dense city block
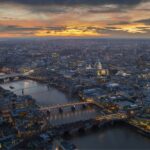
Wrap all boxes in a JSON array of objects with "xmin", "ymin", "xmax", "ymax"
[{"xmin": 0, "ymin": 39, "xmax": 150, "ymax": 149}]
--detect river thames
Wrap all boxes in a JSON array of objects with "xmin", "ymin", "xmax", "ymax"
[{"xmin": 1, "ymin": 80, "xmax": 150, "ymax": 149}]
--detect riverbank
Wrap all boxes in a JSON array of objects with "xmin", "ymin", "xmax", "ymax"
[{"xmin": 125, "ymin": 121, "xmax": 150, "ymax": 138}]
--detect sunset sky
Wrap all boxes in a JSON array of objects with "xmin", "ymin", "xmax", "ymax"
[{"xmin": 0, "ymin": 0, "xmax": 150, "ymax": 38}]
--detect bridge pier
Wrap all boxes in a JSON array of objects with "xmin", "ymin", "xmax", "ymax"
[
  {"xmin": 9, "ymin": 77, "xmax": 14, "ymax": 82},
  {"xmin": 92, "ymin": 123, "xmax": 99, "ymax": 130},
  {"xmin": 63, "ymin": 131, "xmax": 70, "ymax": 136},
  {"xmin": 0, "ymin": 79, "xmax": 4, "ymax": 83},
  {"xmin": 78, "ymin": 127, "xmax": 85, "ymax": 133},
  {"xmin": 4, "ymin": 78, "xmax": 10, "ymax": 83},
  {"xmin": 69, "ymin": 128, "xmax": 79, "ymax": 134},
  {"xmin": 84, "ymin": 123, "xmax": 93, "ymax": 130},
  {"xmin": 111, "ymin": 120, "xmax": 114, "ymax": 126}
]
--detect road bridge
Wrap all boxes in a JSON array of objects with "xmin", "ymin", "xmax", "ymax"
[
  {"xmin": 39, "ymin": 101, "xmax": 93, "ymax": 111},
  {"xmin": 0, "ymin": 73, "xmax": 26, "ymax": 82},
  {"xmin": 39, "ymin": 100, "xmax": 106, "ymax": 112}
]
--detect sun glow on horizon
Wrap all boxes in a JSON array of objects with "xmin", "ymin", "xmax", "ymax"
[
  {"xmin": 114, "ymin": 23, "xmax": 150, "ymax": 33},
  {"xmin": 34, "ymin": 27, "xmax": 108, "ymax": 37}
]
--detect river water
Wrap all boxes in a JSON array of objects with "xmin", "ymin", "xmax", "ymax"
[
  {"xmin": 67, "ymin": 126, "xmax": 150, "ymax": 149},
  {"xmin": 1, "ymin": 80, "xmax": 69, "ymax": 106},
  {"xmin": 1, "ymin": 80, "xmax": 150, "ymax": 149}
]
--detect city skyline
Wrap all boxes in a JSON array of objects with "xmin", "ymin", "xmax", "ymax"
[{"xmin": 0, "ymin": 0, "xmax": 150, "ymax": 38}]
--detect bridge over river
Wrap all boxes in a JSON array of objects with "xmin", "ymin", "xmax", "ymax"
[
  {"xmin": 38, "ymin": 101, "xmax": 128, "ymax": 132},
  {"xmin": 48, "ymin": 112, "xmax": 128, "ymax": 137},
  {"xmin": 0, "ymin": 73, "xmax": 27, "ymax": 83},
  {"xmin": 39, "ymin": 100, "xmax": 104, "ymax": 112}
]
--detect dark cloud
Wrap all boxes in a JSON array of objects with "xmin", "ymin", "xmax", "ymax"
[
  {"xmin": 88, "ymin": 9, "xmax": 124, "ymax": 14},
  {"xmin": 0, "ymin": 0, "xmax": 148, "ymax": 6},
  {"xmin": 1, "ymin": 0, "xmax": 148, "ymax": 15},
  {"xmin": 0, "ymin": 25, "xmax": 41, "ymax": 32},
  {"xmin": 135, "ymin": 18, "xmax": 150, "ymax": 25},
  {"xmin": 112, "ymin": 18, "xmax": 150, "ymax": 26},
  {"xmin": 86, "ymin": 25, "xmax": 150, "ymax": 35},
  {"xmin": 99, "ymin": 26, "xmax": 150, "ymax": 38},
  {"xmin": 46, "ymin": 26, "xmax": 66, "ymax": 31},
  {"xmin": 30, "ymin": 6, "xmax": 68, "ymax": 14},
  {"xmin": 109, "ymin": 18, "xmax": 150, "ymax": 26},
  {"xmin": 87, "ymin": 6, "xmax": 125, "ymax": 14},
  {"xmin": 108, "ymin": 21, "xmax": 131, "ymax": 26},
  {"xmin": 0, "ymin": 25, "xmax": 67, "ymax": 32}
]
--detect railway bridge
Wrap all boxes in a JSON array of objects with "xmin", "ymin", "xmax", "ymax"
[
  {"xmin": 38, "ymin": 101, "xmax": 128, "ymax": 137},
  {"xmin": 49, "ymin": 112, "xmax": 128, "ymax": 136}
]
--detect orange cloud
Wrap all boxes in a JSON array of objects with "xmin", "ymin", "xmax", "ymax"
[
  {"xmin": 114, "ymin": 23, "xmax": 150, "ymax": 33},
  {"xmin": 0, "ymin": 33, "xmax": 25, "ymax": 38},
  {"xmin": 35, "ymin": 27, "xmax": 108, "ymax": 37}
]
